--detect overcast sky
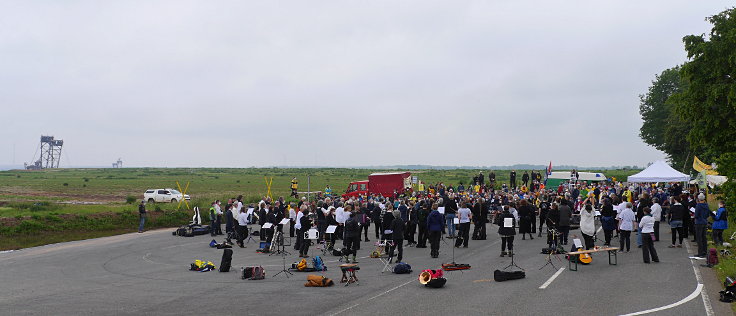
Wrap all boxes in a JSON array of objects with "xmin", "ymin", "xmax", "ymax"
[{"xmin": 1, "ymin": 1, "xmax": 732, "ymax": 168}]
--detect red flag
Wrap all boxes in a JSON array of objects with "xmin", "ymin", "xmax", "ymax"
[{"xmin": 547, "ymin": 161, "xmax": 552, "ymax": 176}]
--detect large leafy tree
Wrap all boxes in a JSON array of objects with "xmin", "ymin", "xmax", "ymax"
[
  {"xmin": 639, "ymin": 67, "xmax": 692, "ymax": 169},
  {"xmin": 675, "ymin": 7, "xmax": 736, "ymax": 205}
]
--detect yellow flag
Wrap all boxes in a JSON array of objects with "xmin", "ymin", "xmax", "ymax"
[{"xmin": 693, "ymin": 156, "xmax": 719, "ymax": 175}]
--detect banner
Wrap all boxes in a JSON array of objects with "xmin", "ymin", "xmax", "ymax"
[{"xmin": 693, "ymin": 156, "xmax": 719, "ymax": 175}]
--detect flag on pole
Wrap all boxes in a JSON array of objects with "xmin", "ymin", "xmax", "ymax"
[{"xmin": 544, "ymin": 161, "xmax": 552, "ymax": 185}]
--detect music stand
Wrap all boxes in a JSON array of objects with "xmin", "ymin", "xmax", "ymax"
[
  {"xmin": 272, "ymin": 246, "xmax": 294, "ymax": 279},
  {"xmin": 540, "ymin": 227, "xmax": 562, "ymax": 270},
  {"xmin": 269, "ymin": 231, "xmax": 291, "ymax": 256},
  {"xmin": 503, "ymin": 250, "xmax": 523, "ymax": 271}
]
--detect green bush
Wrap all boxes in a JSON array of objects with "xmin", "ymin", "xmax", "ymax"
[
  {"xmin": 125, "ymin": 195, "xmax": 137, "ymax": 204},
  {"xmin": 63, "ymin": 183, "xmax": 69, "ymax": 187},
  {"xmin": 15, "ymin": 220, "xmax": 45, "ymax": 234}
]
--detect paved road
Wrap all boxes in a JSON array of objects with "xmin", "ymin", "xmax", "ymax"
[{"xmin": 0, "ymin": 225, "xmax": 731, "ymax": 316}]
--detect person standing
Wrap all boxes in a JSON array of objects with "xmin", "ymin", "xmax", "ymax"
[
  {"xmin": 417, "ymin": 201, "xmax": 430, "ymax": 248},
  {"xmin": 617, "ymin": 202, "xmax": 636, "ymax": 253},
  {"xmin": 455, "ymin": 203, "xmax": 472, "ymax": 248},
  {"xmin": 214, "ymin": 200, "xmax": 223, "ymax": 235},
  {"xmin": 498, "ymin": 205, "xmax": 516, "ymax": 257},
  {"xmin": 517, "ymin": 199, "xmax": 534, "ymax": 240},
  {"xmin": 343, "ymin": 212, "xmax": 360, "ymax": 263},
  {"xmin": 712, "ymin": 201, "xmax": 728, "ymax": 246},
  {"xmin": 290, "ymin": 177, "xmax": 299, "ymax": 198},
  {"xmin": 298, "ymin": 208, "xmax": 312, "ymax": 258},
  {"xmin": 558, "ymin": 199, "xmax": 572, "ymax": 245},
  {"xmin": 389, "ymin": 210, "xmax": 406, "ymax": 263},
  {"xmin": 209, "ymin": 202, "xmax": 218, "ymax": 237},
  {"xmin": 138, "ymin": 200, "xmax": 147, "ymax": 233},
  {"xmin": 580, "ymin": 204, "xmax": 596, "ymax": 250},
  {"xmin": 236, "ymin": 207, "xmax": 249, "ymax": 248},
  {"xmin": 444, "ymin": 195, "xmax": 458, "ymax": 238},
  {"xmin": 650, "ymin": 198, "xmax": 662, "ymax": 241},
  {"xmin": 538, "ymin": 196, "xmax": 550, "ymax": 237},
  {"xmin": 522, "ymin": 171, "xmax": 530, "ymax": 187},
  {"xmin": 427, "ymin": 203, "xmax": 444, "ymax": 258},
  {"xmin": 370, "ymin": 200, "xmax": 383, "ymax": 240},
  {"xmin": 510, "ymin": 170, "xmax": 517, "ymax": 189},
  {"xmin": 600, "ymin": 198, "xmax": 616, "ymax": 246},
  {"xmin": 668, "ymin": 196, "xmax": 686, "ymax": 248},
  {"xmin": 639, "ymin": 207, "xmax": 659, "ymax": 263},
  {"xmin": 694, "ymin": 194, "xmax": 710, "ymax": 258}
]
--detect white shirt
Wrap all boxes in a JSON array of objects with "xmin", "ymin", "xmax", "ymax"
[
  {"xmin": 617, "ymin": 208, "xmax": 636, "ymax": 231},
  {"xmin": 289, "ymin": 208, "xmax": 296, "ymax": 220},
  {"xmin": 650, "ymin": 203, "xmax": 662, "ymax": 221},
  {"xmin": 458, "ymin": 208, "xmax": 472, "ymax": 223},
  {"xmin": 335, "ymin": 207, "xmax": 346, "ymax": 224},
  {"xmin": 215, "ymin": 204, "xmax": 222, "ymax": 215},
  {"xmin": 237, "ymin": 211, "xmax": 249, "ymax": 226},
  {"xmin": 580, "ymin": 210, "xmax": 596, "ymax": 235},
  {"xmin": 639, "ymin": 215, "xmax": 655, "ymax": 233},
  {"xmin": 295, "ymin": 211, "xmax": 304, "ymax": 230},
  {"xmin": 510, "ymin": 208, "xmax": 519, "ymax": 222}
]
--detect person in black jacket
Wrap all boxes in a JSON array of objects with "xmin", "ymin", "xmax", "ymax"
[
  {"xmin": 538, "ymin": 197, "xmax": 550, "ymax": 237},
  {"xmin": 298, "ymin": 208, "xmax": 313, "ymax": 257},
  {"xmin": 498, "ymin": 205, "xmax": 516, "ymax": 257},
  {"xmin": 369, "ymin": 200, "xmax": 382, "ymax": 240},
  {"xmin": 518, "ymin": 199, "xmax": 534, "ymax": 240},
  {"xmin": 510, "ymin": 170, "xmax": 517, "ymax": 189},
  {"xmin": 417, "ymin": 201, "xmax": 430, "ymax": 248},
  {"xmin": 667, "ymin": 196, "xmax": 687, "ymax": 248},
  {"xmin": 389, "ymin": 210, "xmax": 406, "ymax": 262},
  {"xmin": 405, "ymin": 201, "xmax": 418, "ymax": 246},
  {"xmin": 522, "ymin": 171, "xmax": 530, "ymax": 187},
  {"xmin": 343, "ymin": 212, "xmax": 361, "ymax": 263},
  {"xmin": 382, "ymin": 205, "xmax": 396, "ymax": 242}
]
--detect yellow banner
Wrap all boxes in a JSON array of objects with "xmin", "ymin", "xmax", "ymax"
[{"xmin": 693, "ymin": 156, "xmax": 719, "ymax": 175}]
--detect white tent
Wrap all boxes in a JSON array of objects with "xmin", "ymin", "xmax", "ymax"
[{"xmin": 627, "ymin": 161, "xmax": 690, "ymax": 183}]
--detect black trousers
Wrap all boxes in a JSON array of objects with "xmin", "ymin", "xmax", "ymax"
[
  {"xmin": 429, "ymin": 230, "xmax": 441, "ymax": 257},
  {"xmin": 455, "ymin": 222, "xmax": 470, "ymax": 247},
  {"xmin": 295, "ymin": 227, "xmax": 303, "ymax": 250},
  {"xmin": 405, "ymin": 222, "xmax": 416, "ymax": 244},
  {"xmin": 236, "ymin": 225, "xmax": 248, "ymax": 245},
  {"xmin": 289, "ymin": 219, "xmax": 295, "ymax": 237},
  {"xmin": 695, "ymin": 224, "xmax": 707, "ymax": 257},
  {"xmin": 619, "ymin": 230, "xmax": 631, "ymax": 252},
  {"xmin": 582, "ymin": 233, "xmax": 594, "ymax": 250},
  {"xmin": 215, "ymin": 215, "xmax": 222, "ymax": 235},
  {"xmin": 374, "ymin": 220, "xmax": 382, "ymax": 239},
  {"xmin": 603, "ymin": 229, "xmax": 613, "ymax": 245},
  {"xmin": 653, "ymin": 221, "xmax": 660, "ymax": 241},
  {"xmin": 531, "ymin": 217, "xmax": 536, "ymax": 234},
  {"xmin": 360, "ymin": 224, "xmax": 370, "ymax": 241},
  {"xmin": 713, "ymin": 229, "xmax": 725, "ymax": 245},
  {"xmin": 418, "ymin": 225, "xmax": 428, "ymax": 247},
  {"xmin": 559, "ymin": 226, "xmax": 570, "ymax": 244},
  {"xmin": 642, "ymin": 232, "xmax": 659, "ymax": 263},
  {"xmin": 389, "ymin": 238, "xmax": 404, "ymax": 262},
  {"xmin": 343, "ymin": 236, "xmax": 358, "ymax": 256},
  {"xmin": 299, "ymin": 229, "xmax": 311, "ymax": 256},
  {"xmin": 539, "ymin": 217, "xmax": 546, "ymax": 235},
  {"xmin": 501, "ymin": 236, "xmax": 514, "ymax": 252},
  {"xmin": 671, "ymin": 226, "xmax": 684, "ymax": 245}
]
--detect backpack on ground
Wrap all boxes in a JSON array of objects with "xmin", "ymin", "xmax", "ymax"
[
  {"xmin": 707, "ymin": 248, "xmax": 719, "ymax": 267},
  {"xmin": 209, "ymin": 239, "xmax": 218, "ymax": 248},
  {"xmin": 313, "ymin": 255, "xmax": 326, "ymax": 271},
  {"xmin": 297, "ymin": 258, "xmax": 308, "ymax": 271},
  {"xmin": 304, "ymin": 274, "xmax": 334, "ymax": 287},
  {"xmin": 241, "ymin": 266, "xmax": 265, "ymax": 280},
  {"xmin": 393, "ymin": 262, "xmax": 412, "ymax": 274}
]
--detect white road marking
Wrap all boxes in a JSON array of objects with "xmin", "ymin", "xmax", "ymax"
[
  {"xmin": 618, "ymin": 284, "xmax": 703, "ymax": 316},
  {"xmin": 685, "ymin": 242, "xmax": 714, "ymax": 316},
  {"xmin": 329, "ymin": 278, "xmax": 415, "ymax": 315},
  {"xmin": 539, "ymin": 267, "xmax": 565, "ymax": 289}
]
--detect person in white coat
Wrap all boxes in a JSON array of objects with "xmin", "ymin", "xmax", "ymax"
[{"xmin": 580, "ymin": 204, "xmax": 596, "ymax": 250}]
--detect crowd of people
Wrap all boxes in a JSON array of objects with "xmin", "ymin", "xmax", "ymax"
[{"xmin": 205, "ymin": 171, "xmax": 727, "ymax": 265}]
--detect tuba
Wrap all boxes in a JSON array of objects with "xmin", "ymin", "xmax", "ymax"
[{"xmin": 419, "ymin": 269, "xmax": 444, "ymax": 284}]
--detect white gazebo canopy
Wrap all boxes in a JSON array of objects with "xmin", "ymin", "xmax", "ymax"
[{"xmin": 627, "ymin": 160, "xmax": 690, "ymax": 183}]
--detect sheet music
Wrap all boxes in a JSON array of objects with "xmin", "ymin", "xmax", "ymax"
[
  {"xmin": 326, "ymin": 225, "xmax": 337, "ymax": 234},
  {"xmin": 503, "ymin": 218, "xmax": 513, "ymax": 228},
  {"xmin": 438, "ymin": 207, "xmax": 445, "ymax": 214},
  {"xmin": 262, "ymin": 223, "xmax": 273, "ymax": 229},
  {"xmin": 279, "ymin": 218, "xmax": 290, "ymax": 225},
  {"xmin": 573, "ymin": 238, "xmax": 583, "ymax": 248},
  {"xmin": 594, "ymin": 211, "xmax": 601, "ymax": 216}
]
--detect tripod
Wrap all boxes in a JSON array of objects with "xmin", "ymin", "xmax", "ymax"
[
  {"xmin": 540, "ymin": 227, "xmax": 562, "ymax": 270},
  {"xmin": 503, "ymin": 250, "xmax": 523, "ymax": 271},
  {"xmin": 272, "ymin": 248, "xmax": 293, "ymax": 278}
]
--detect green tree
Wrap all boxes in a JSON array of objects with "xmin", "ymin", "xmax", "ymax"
[
  {"xmin": 639, "ymin": 67, "xmax": 691, "ymax": 168},
  {"xmin": 675, "ymin": 7, "xmax": 736, "ymax": 206}
]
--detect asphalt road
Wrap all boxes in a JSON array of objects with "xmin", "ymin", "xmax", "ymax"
[{"xmin": 0, "ymin": 224, "xmax": 731, "ymax": 316}]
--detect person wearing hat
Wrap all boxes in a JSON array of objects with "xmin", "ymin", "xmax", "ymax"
[
  {"xmin": 693, "ymin": 193, "xmax": 711, "ymax": 258},
  {"xmin": 138, "ymin": 200, "xmax": 147, "ymax": 233}
]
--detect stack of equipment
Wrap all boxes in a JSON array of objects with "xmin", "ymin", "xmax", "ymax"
[{"xmin": 419, "ymin": 269, "xmax": 446, "ymax": 288}]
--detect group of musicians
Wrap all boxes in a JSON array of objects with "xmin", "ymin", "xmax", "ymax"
[{"xmin": 213, "ymin": 178, "xmax": 704, "ymax": 265}]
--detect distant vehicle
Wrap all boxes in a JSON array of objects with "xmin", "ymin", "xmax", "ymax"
[
  {"xmin": 342, "ymin": 172, "xmax": 412, "ymax": 198},
  {"xmin": 144, "ymin": 188, "xmax": 191, "ymax": 203}
]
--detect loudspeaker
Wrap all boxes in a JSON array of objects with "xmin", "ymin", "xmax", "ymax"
[{"xmin": 219, "ymin": 249, "xmax": 233, "ymax": 272}]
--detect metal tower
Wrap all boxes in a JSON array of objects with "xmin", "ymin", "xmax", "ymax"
[{"xmin": 26, "ymin": 135, "xmax": 63, "ymax": 169}]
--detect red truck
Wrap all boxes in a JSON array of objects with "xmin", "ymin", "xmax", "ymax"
[{"xmin": 342, "ymin": 172, "xmax": 412, "ymax": 198}]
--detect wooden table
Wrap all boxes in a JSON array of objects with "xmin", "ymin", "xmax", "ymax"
[{"xmin": 566, "ymin": 247, "xmax": 619, "ymax": 271}]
